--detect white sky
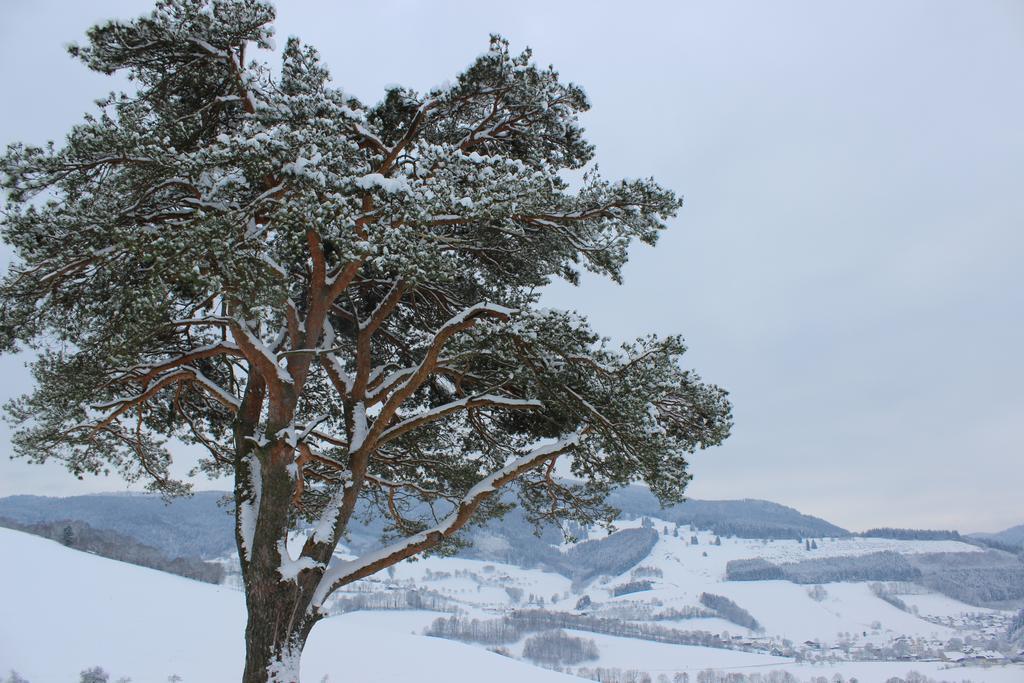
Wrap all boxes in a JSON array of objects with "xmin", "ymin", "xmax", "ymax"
[{"xmin": 1, "ymin": 1, "xmax": 1021, "ymax": 533}]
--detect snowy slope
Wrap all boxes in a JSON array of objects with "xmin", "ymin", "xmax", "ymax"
[
  {"xmin": 4, "ymin": 522, "xmax": 1022, "ymax": 683},
  {"xmin": 578, "ymin": 519, "xmax": 1009, "ymax": 643},
  {"xmin": 0, "ymin": 528, "xmax": 577, "ymax": 683},
  {"xmin": 378, "ymin": 518, "xmax": 995, "ymax": 643}
]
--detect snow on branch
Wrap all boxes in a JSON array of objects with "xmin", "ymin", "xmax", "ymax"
[
  {"xmin": 317, "ymin": 320, "xmax": 354, "ymax": 399},
  {"xmin": 276, "ymin": 539, "xmax": 324, "ymax": 584},
  {"xmin": 78, "ymin": 364, "xmax": 239, "ymax": 440},
  {"xmin": 238, "ymin": 454, "xmax": 262, "ymax": 563},
  {"xmin": 358, "ymin": 280, "xmax": 406, "ymax": 334},
  {"xmin": 362, "ymin": 302, "xmax": 514, "ymax": 449},
  {"xmin": 376, "ymin": 394, "xmax": 542, "ymax": 446},
  {"xmin": 112, "ymin": 342, "xmax": 242, "ymax": 385},
  {"xmin": 382, "ymin": 302, "xmax": 512, "ymax": 401},
  {"xmin": 186, "ymin": 367, "xmax": 241, "ymax": 410},
  {"xmin": 364, "ymin": 365, "xmax": 418, "ymax": 403},
  {"xmin": 229, "ymin": 319, "xmax": 295, "ymax": 389},
  {"xmin": 84, "ymin": 369, "xmax": 201, "ymax": 432}
]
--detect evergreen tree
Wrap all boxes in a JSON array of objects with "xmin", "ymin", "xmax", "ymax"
[
  {"xmin": 79, "ymin": 668, "xmax": 109, "ymax": 683},
  {"xmin": 62, "ymin": 524, "xmax": 75, "ymax": 547},
  {"xmin": 0, "ymin": 2, "xmax": 730, "ymax": 680}
]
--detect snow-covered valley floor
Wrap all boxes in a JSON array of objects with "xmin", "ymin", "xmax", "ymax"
[{"xmin": 2, "ymin": 525, "xmax": 1022, "ymax": 682}]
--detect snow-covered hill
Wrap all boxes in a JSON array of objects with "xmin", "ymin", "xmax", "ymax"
[
  {"xmin": 325, "ymin": 516, "xmax": 1024, "ymax": 681},
  {"xmin": 3, "ymin": 522, "xmax": 1022, "ymax": 682},
  {"xmin": 973, "ymin": 524, "xmax": 1024, "ymax": 549},
  {"xmin": 0, "ymin": 528, "xmax": 577, "ymax": 682},
  {"xmin": 377, "ymin": 526, "xmax": 980, "ymax": 642}
]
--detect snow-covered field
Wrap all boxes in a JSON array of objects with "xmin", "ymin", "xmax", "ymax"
[
  {"xmin": 899, "ymin": 592, "xmax": 1004, "ymax": 620},
  {"xmin": 589, "ymin": 517, "xmax": 983, "ymax": 568},
  {"xmin": 2, "ymin": 523, "xmax": 1021, "ymax": 682},
  {"xmin": 332, "ymin": 517, "xmax": 1023, "ymax": 680},
  {"xmin": 372, "ymin": 518, "xmax": 1007, "ymax": 644},
  {"xmin": 0, "ymin": 528, "xmax": 576, "ymax": 682}
]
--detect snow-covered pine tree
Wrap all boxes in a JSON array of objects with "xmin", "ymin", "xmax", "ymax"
[{"xmin": 0, "ymin": 1, "xmax": 731, "ymax": 681}]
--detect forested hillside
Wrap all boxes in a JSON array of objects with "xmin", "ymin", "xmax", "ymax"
[
  {"xmin": 604, "ymin": 489, "xmax": 850, "ymax": 539},
  {"xmin": 972, "ymin": 524, "xmax": 1024, "ymax": 549},
  {"xmin": 727, "ymin": 549, "xmax": 1024, "ymax": 607},
  {"xmin": 0, "ymin": 516, "xmax": 223, "ymax": 583},
  {"xmin": 0, "ymin": 491, "xmax": 234, "ymax": 559}
]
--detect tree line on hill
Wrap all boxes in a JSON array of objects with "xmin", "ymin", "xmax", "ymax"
[
  {"xmin": 610, "ymin": 580, "xmax": 655, "ymax": 597},
  {"xmin": 425, "ymin": 609, "xmax": 758, "ymax": 650},
  {"xmin": 725, "ymin": 552, "xmax": 920, "ymax": 584},
  {"xmin": 859, "ymin": 527, "xmax": 962, "ymax": 541},
  {"xmin": 595, "ymin": 603, "xmax": 715, "ymax": 622},
  {"xmin": 860, "ymin": 527, "xmax": 1022, "ymax": 553},
  {"xmin": 727, "ymin": 550, "xmax": 1024, "ymax": 607},
  {"xmin": 329, "ymin": 588, "xmax": 459, "ymax": 615},
  {"xmin": 575, "ymin": 670, "xmax": 807, "ymax": 683},
  {"xmin": 0, "ymin": 492, "xmax": 235, "ymax": 559},
  {"xmin": 908, "ymin": 551, "xmax": 1024, "ymax": 606},
  {"xmin": 522, "ymin": 629, "xmax": 600, "ymax": 666},
  {"xmin": 0, "ymin": 516, "xmax": 223, "ymax": 584},
  {"xmin": 557, "ymin": 527, "xmax": 660, "ymax": 588},
  {"xmin": 698, "ymin": 592, "xmax": 762, "ymax": 631}
]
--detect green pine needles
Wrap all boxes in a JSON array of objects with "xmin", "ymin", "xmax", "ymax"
[{"xmin": 0, "ymin": 1, "xmax": 730, "ymax": 680}]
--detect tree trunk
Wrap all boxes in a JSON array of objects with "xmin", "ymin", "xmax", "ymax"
[
  {"xmin": 242, "ymin": 585, "xmax": 319, "ymax": 682},
  {"xmin": 236, "ymin": 440, "xmax": 324, "ymax": 683}
]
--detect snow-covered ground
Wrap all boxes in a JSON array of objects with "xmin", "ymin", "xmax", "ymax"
[
  {"xmin": 0, "ymin": 528, "xmax": 576, "ymax": 682},
  {"xmin": 692, "ymin": 579, "xmax": 958, "ymax": 644},
  {"xmin": 535, "ymin": 630, "xmax": 788, "ymax": 671},
  {"xmin": 334, "ymin": 517, "xmax": 1022, "ymax": 680},
  {"xmin": 899, "ymin": 592, "xmax": 1006, "ymax": 620},
  {"xmin": 597, "ymin": 517, "xmax": 983, "ymax": 568},
  {"xmin": 364, "ymin": 518, "xmax": 1007, "ymax": 644},
  {"xmin": 3, "ymin": 522, "xmax": 1021, "ymax": 682}
]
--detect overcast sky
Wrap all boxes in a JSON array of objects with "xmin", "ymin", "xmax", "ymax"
[{"xmin": 1, "ymin": 1, "xmax": 1021, "ymax": 533}]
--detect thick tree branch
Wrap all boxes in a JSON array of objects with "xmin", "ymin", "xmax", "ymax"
[
  {"xmin": 311, "ymin": 432, "xmax": 581, "ymax": 606},
  {"xmin": 368, "ymin": 303, "xmax": 513, "ymax": 446},
  {"xmin": 114, "ymin": 342, "xmax": 243, "ymax": 386}
]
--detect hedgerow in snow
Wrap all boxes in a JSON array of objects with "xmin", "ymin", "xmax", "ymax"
[
  {"xmin": 698, "ymin": 592, "xmax": 762, "ymax": 632},
  {"xmin": 522, "ymin": 629, "xmax": 600, "ymax": 665},
  {"xmin": 0, "ymin": 1, "xmax": 731, "ymax": 680}
]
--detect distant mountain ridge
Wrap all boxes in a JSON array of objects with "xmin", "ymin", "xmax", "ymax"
[
  {"xmin": 971, "ymin": 524, "xmax": 1024, "ymax": 548},
  {"xmin": 604, "ymin": 488, "xmax": 850, "ymax": 540},
  {"xmin": 0, "ymin": 486, "xmax": 849, "ymax": 562}
]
